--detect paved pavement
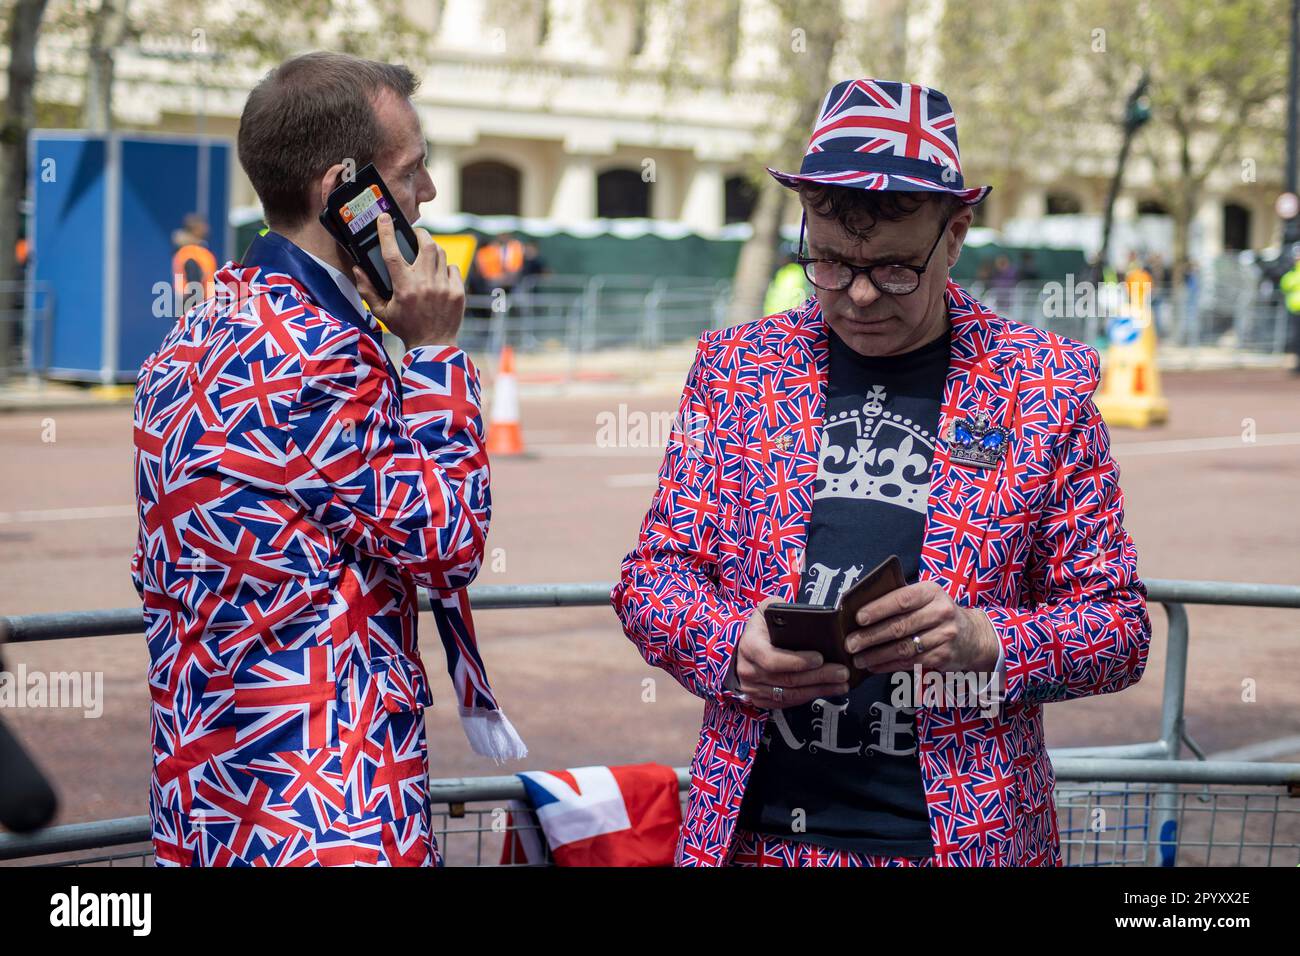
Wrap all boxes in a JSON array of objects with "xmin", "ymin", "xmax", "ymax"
[{"xmin": 0, "ymin": 366, "xmax": 1297, "ymax": 839}]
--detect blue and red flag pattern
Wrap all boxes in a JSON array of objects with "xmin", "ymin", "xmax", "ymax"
[
  {"xmin": 513, "ymin": 764, "xmax": 682, "ymax": 867},
  {"xmin": 767, "ymin": 78, "xmax": 991, "ymax": 203},
  {"xmin": 133, "ymin": 256, "xmax": 489, "ymax": 866},
  {"xmin": 612, "ymin": 281, "xmax": 1151, "ymax": 866}
]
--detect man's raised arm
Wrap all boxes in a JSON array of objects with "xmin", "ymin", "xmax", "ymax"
[{"xmin": 285, "ymin": 325, "xmax": 489, "ymax": 592}]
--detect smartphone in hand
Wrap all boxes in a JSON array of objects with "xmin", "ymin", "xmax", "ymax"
[
  {"xmin": 763, "ymin": 554, "xmax": 906, "ymax": 691},
  {"xmin": 318, "ymin": 163, "xmax": 418, "ymax": 301}
]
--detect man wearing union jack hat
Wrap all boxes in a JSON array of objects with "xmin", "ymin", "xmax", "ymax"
[
  {"xmin": 132, "ymin": 52, "xmax": 525, "ymax": 867},
  {"xmin": 613, "ymin": 79, "xmax": 1151, "ymax": 866}
]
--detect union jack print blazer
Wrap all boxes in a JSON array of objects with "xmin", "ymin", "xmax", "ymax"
[
  {"xmin": 613, "ymin": 281, "xmax": 1151, "ymax": 866},
  {"xmin": 133, "ymin": 232, "xmax": 488, "ymax": 866}
]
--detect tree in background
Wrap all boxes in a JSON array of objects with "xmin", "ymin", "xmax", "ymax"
[
  {"xmin": 937, "ymin": 0, "xmax": 1080, "ymax": 205},
  {"xmin": 82, "ymin": 0, "xmax": 130, "ymax": 132},
  {"xmin": 939, "ymin": 0, "xmax": 1288, "ymax": 329},
  {"xmin": 0, "ymin": 0, "xmax": 434, "ymax": 380},
  {"xmin": 0, "ymin": 0, "xmax": 50, "ymax": 383},
  {"xmin": 565, "ymin": 0, "xmax": 856, "ymax": 327},
  {"xmin": 53, "ymin": 0, "xmax": 436, "ymax": 132},
  {"xmin": 1087, "ymin": 0, "xmax": 1287, "ymax": 311},
  {"xmin": 725, "ymin": 1, "xmax": 845, "ymax": 327},
  {"xmin": 719, "ymin": 0, "xmax": 923, "ymax": 327}
]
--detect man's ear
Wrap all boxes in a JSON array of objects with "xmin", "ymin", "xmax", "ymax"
[
  {"xmin": 315, "ymin": 162, "xmax": 351, "ymax": 214},
  {"xmin": 944, "ymin": 206, "xmax": 975, "ymax": 269}
]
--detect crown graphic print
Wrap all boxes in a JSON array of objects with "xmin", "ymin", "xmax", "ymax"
[{"xmin": 816, "ymin": 384, "xmax": 935, "ymax": 514}]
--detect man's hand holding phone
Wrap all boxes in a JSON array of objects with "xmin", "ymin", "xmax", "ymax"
[
  {"xmin": 353, "ymin": 212, "xmax": 465, "ymax": 350},
  {"xmin": 730, "ymin": 598, "xmax": 851, "ymax": 710},
  {"xmin": 845, "ymin": 581, "xmax": 1000, "ymax": 675}
]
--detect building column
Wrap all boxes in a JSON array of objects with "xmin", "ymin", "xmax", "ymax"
[
  {"xmin": 1113, "ymin": 194, "xmax": 1138, "ymax": 222},
  {"xmin": 681, "ymin": 161, "xmax": 725, "ymax": 234},
  {"xmin": 1014, "ymin": 189, "xmax": 1047, "ymax": 220},
  {"xmin": 550, "ymin": 153, "xmax": 597, "ymax": 221},
  {"xmin": 425, "ymin": 143, "xmax": 461, "ymax": 220},
  {"xmin": 518, "ymin": 143, "xmax": 548, "ymax": 218},
  {"xmin": 1193, "ymin": 196, "xmax": 1220, "ymax": 261}
]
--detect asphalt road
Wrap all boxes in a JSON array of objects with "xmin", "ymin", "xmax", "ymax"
[{"xmin": 1, "ymin": 367, "xmax": 1298, "ymax": 850}]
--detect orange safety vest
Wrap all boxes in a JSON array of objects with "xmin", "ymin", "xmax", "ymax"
[
  {"xmin": 173, "ymin": 243, "xmax": 217, "ymax": 309},
  {"xmin": 474, "ymin": 239, "xmax": 524, "ymax": 283}
]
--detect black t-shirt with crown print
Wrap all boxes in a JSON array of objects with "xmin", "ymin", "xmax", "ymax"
[{"xmin": 737, "ymin": 322, "xmax": 951, "ymax": 857}]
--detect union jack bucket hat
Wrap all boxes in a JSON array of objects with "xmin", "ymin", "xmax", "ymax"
[{"xmin": 768, "ymin": 78, "xmax": 990, "ymax": 204}]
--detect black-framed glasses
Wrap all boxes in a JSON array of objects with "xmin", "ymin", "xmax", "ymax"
[{"xmin": 797, "ymin": 212, "xmax": 951, "ymax": 296}]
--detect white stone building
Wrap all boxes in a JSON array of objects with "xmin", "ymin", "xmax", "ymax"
[{"xmin": 11, "ymin": 0, "xmax": 1289, "ymax": 261}]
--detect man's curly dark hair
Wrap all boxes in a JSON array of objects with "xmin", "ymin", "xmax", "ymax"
[{"xmin": 798, "ymin": 183, "xmax": 963, "ymax": 241}]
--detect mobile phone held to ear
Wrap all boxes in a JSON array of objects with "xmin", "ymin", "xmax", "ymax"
[
  {"xmin": 763, "ymin": 554, "xmax": 906, "ymax": 691},
  {"xmin": 318, "ymin": 163, "xmax": 418, "ymax": 301}
]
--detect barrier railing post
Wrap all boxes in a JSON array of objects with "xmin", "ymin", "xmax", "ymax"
[
  {"xmin": 581, "ymin": 277, "xmax": 603, "ymax": 353},
  {"xmin": 644, "ymin": 281, "xmax": 664, "ymax": 351},
  {"xmin": 1273, "ymin": 300, "xmax": 1290, "ymax": 355},
  {"xmin": 1153, "ymin": 601, "xmax": 1190, "ymax": 865},
  {"xmin": 712, "ymin": 281, "xmax": 730, "ymax": 330}
]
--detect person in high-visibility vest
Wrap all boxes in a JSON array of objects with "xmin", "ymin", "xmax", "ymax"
[
  {"xmin": 171, "ymin": 213, "xmax": 217, "ymax": 316},
  {"xmin": 473, "ymin": 232, "xmax": 525, "ymax": 291},
  {"xmin": 1280, "ymin": 250, "xmax": 1300, "ymax": 375},
  {"xmin": 1124, "ymin": 254, "xmax": 1152, "ymax": 320},
  {"xmin": 763, "ymin": 251, "xmax": 812, "ymax": 315}
]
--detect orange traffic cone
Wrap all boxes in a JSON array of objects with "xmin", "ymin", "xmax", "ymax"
[{"xmin": 486, "ymin": 345, "xmax": 526, "ymax": 456}]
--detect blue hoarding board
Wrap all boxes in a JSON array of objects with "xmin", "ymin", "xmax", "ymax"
[
  {"xmin": 30, "ymin": 132, "xmax": 231, "ymax": 382},
  {"xmin": 30, "ymin": 136, "xmax": 107, "ymax": 377},
  {"xmin": 118, "ymin": 138, "xmax": 230, "ymax": 377}
]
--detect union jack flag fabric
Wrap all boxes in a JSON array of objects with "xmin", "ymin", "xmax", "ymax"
[
  {"xmin": 731, "ymin": 829, "xmax": 938, "ymax": 867},
  {"xmin": 133, "ymin": 230, "xmax": 497, "ymax": 866},
  {"xmin": 767, "ymin": 78, "xmax": 991, "ymax": 204},
  {"xmin": 612, "ymin": 281, "xmax": 1151, "ymax": 866},
  {"xmin": 513, "ymin": 764, "xmax": 682, "ymax": 867}
]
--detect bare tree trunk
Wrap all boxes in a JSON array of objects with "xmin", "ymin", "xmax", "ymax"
[
  {"xmin": 882, "ymin": 0, "xmax": 909, "ymax": 77},
  {"xmin": 724, "ymin": 1, "xmax": 843, "ymax": 327},
  {"xmin": 0, "ymin": 0, "xmax": 50, "ymax": 383},
  {"xmin": 1170, "ymin": 210, "xmax": 1190, "ymax": 345},
  {"xmin": 726, "ymin": 180, "xmax": 787, "ymax": 325},
  {"xmin": 84, "ymin": 0, "xmax": 129, "ymax": 132},
  {"xmin": 1170, "ymin": 131, "xmax": 1198, "ymax": 347}
]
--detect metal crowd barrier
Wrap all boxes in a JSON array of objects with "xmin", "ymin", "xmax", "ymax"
[
  {"xmin": 968, "ymin": 278, "xmax": 1291, "ymax": 355},
  {"xmin": 0, "ymin": 278, "xmax": 55, "ymax": 383},
  {"xmin": 1, "ymin": 579, "xmax": 1298, "ymax": 867},
  {"xmin": 454, "ymin": 272, "xmax": 730, "ymax": 359}
]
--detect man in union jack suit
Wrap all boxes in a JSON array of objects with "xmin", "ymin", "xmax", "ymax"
[
  {"xmin": 132, "ymin": 53, "xmax": 524, "ymax": 867},
  {"xmin": 613, "ymin": 79, "xmax": 1151, "ymax": 866}
]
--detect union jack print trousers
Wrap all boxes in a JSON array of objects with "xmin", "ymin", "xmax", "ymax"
[{"xmin": 730, "ymin": 829, "xmax": 938, "ymax": 867}]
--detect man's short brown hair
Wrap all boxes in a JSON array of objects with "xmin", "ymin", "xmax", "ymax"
[{"xmin": 237, "ymin": 51, "xmax": 420, "ymax": 229}]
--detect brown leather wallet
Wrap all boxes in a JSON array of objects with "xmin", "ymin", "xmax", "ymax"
[{"xmin": 762, "ymin": 554, "xmax": 906, "ymax": 691}]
